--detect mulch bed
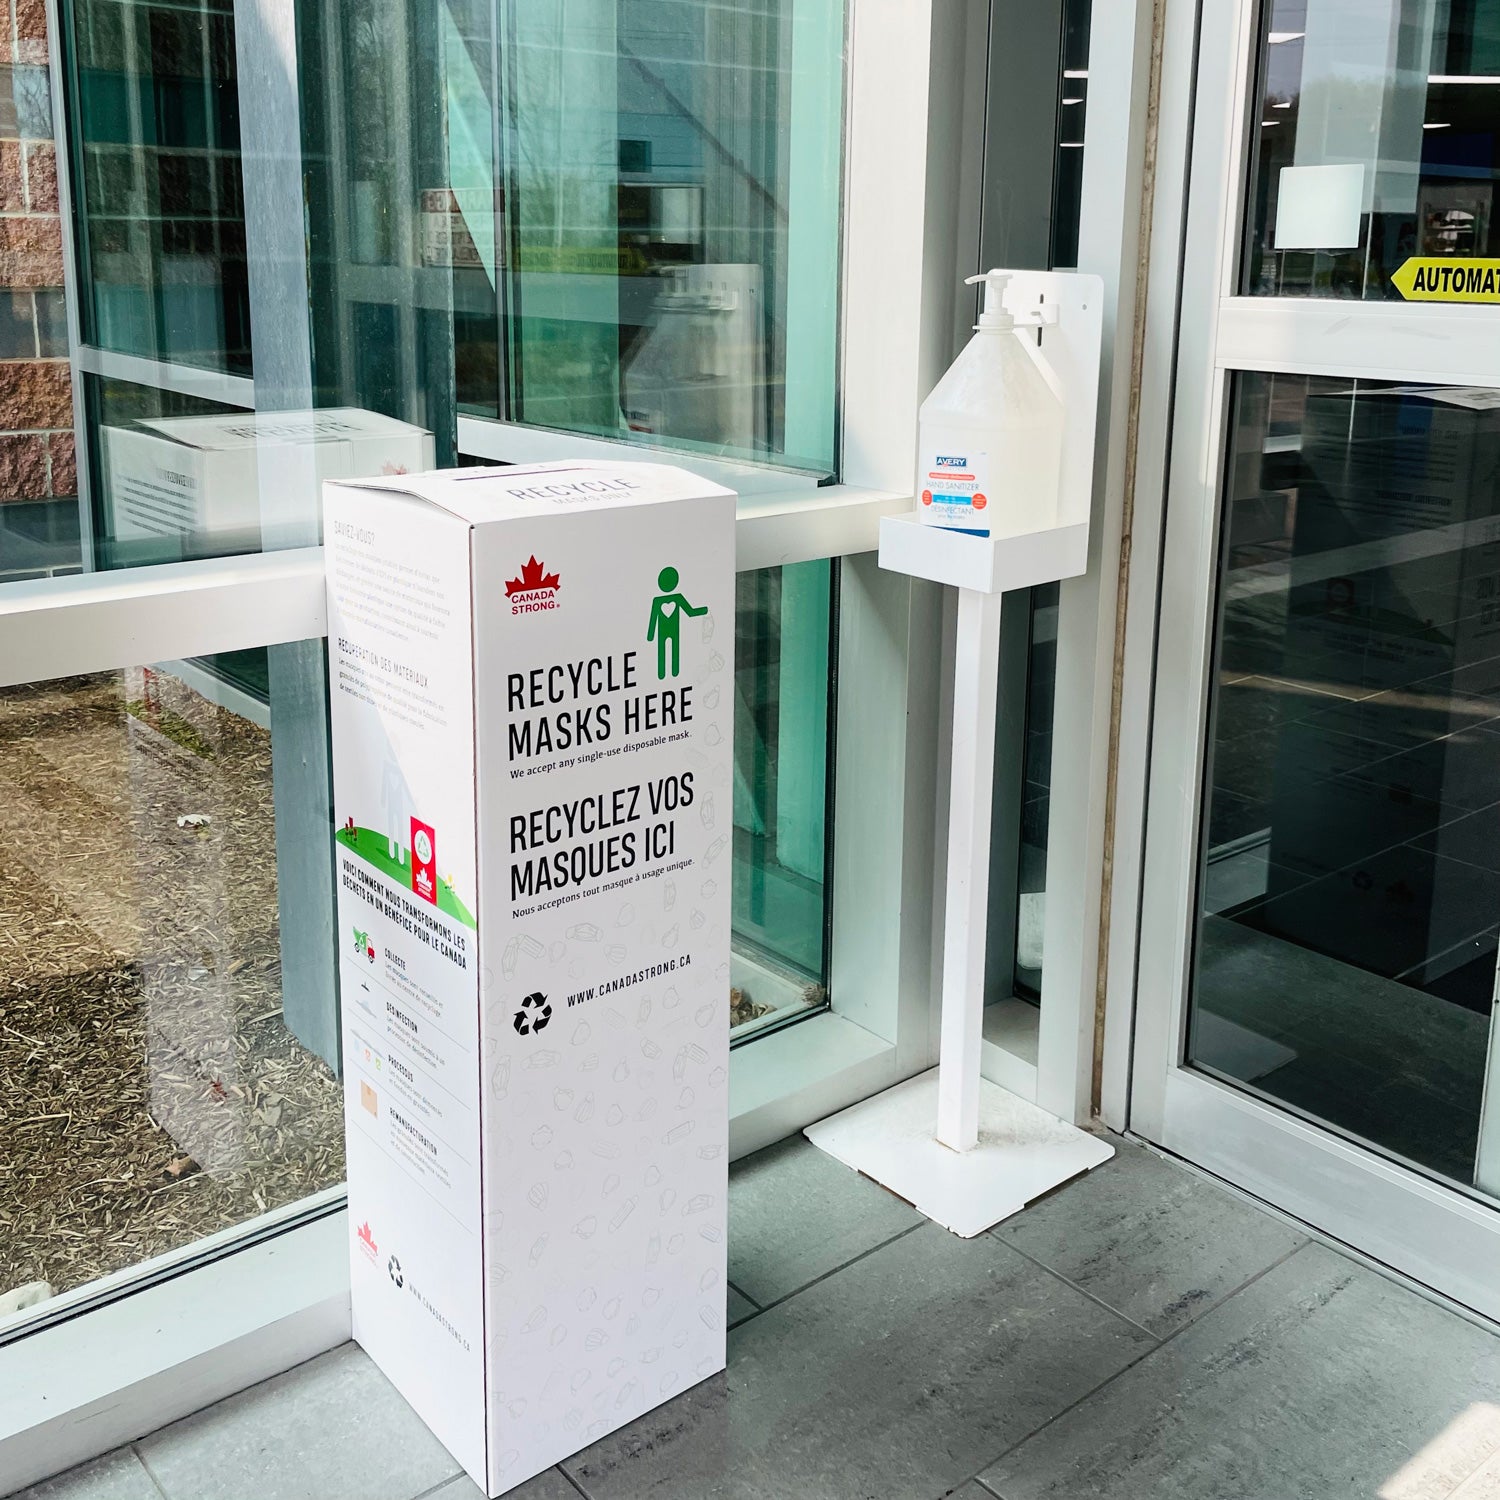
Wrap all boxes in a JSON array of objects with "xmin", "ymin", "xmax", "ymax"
[
  {"xmin": 0, "ymin": 669, "xmax": 344, "ymax": 1302},
  {"xmin": 0, "ymin": 670, "xmax": 803, "ymax": 1306}
]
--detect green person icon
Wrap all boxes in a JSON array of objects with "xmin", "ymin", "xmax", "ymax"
[{"xmin": 646, "ymin": 565, "xmax": 708, "ymax": 680}]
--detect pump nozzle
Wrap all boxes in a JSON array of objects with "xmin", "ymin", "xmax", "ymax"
[{"xmin": 964, "ymin": 270, "xmax": 1014, "ymax": 331}]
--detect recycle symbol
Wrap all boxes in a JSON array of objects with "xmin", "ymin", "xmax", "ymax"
[
  {"xmin": 513, "ymin": 991, "xmax": 552, "ymax": 1036},
  {"xmin": 387, "ymin": 1254, "xmax": 403, "ymax": 1288}
]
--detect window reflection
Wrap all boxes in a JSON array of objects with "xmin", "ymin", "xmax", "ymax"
[
  {"xmin": 1247, "ymin": 0, "xmax": 1500, "ymax": 297},
  {"xmin": 1052, "ymin": 0, "xmax": 1091, "ymax": 270},
  {"xmin": 70, "ymin": 0, "xmax": 250, "ymax": 370},
  {"xmin": 86, "ymin": 377, "xmax": 434, "ymax": 569},
  {"xmin": 484, "ymin": 0, "xmax": 843, "ymax": 472},
  {"xmin": 0, "ymin": 655, "xmax": 345, "ymax": 1318},
  {"xmin": 1192, "ymin": 372, "xmax": 1500, "ymax": 1191}
]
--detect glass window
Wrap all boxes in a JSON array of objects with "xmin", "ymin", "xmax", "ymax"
[
  {"xmin": 502, "ymin": 1, "xmax": 843, "ymax": 472},
  {"xmin": 300, "ymin": 0, "xmax": 845, "ymax": 476},
  {"xmin": 1246, "ymin": 0, "xmax": 1500, "ymax": 298},
  {"xmin": 1052, "ymin": 0, "xmax": 1091, "ymax": 269},
  {"xmin": 5, "ymin": 0, "xmax": 846, "ymax": 1344},
  {"xmin": 0, "ymin": 649, "xmax": 344, "ymax": 1319},
  {"xmin": 298, "ymin": 0, "xmax": 483, "ymax": 453},
  {"xmin": 1190, "ymin": 371, "xmax": 1500, "ymax": 1194},
  {"xmin": 38, "ymin": 0, "xmax": 844, "ymax": 1098},
  {"xmin": 730, "ymin": 558, "xmax": 833, "ymax": 1035},
  {"xmin": 65, "ymin": 0, "xmax": 251, "ymax": 372}
]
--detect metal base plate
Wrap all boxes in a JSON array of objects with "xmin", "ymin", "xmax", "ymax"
[{"xmin": 804, "ymin": 1069, "xmax": 1113, "ymax": 1238}]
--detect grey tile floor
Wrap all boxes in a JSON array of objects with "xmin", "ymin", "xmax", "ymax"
[{"xmin": 18, "ymin": 1132, "xmax": 1500, "ymax": 1500}]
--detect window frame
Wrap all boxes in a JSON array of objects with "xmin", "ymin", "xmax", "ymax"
[
  {"xmin": 0, "ymin": 0, "xmax": 950, "ymax": 1481},
  {"xmin": 0, "ymin": 0, "xmax": 1163, "ymax": 1482}
]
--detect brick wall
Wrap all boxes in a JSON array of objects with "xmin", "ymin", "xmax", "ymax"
[{"xmin": 0, "ymin": 0, "xmax": 74, "ymax": 512}]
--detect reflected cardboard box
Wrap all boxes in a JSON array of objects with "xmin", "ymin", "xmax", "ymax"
[
  {"xmin": 620, "ymin": 264, "xmax": 764, "ymax": 452},
  {"xmin": 419, "ymin": 187, "xmax": 491, "ymax": 269},
  {"xmin": 103, "ymin": 408, "xmax": 435, "ymax": 554}
]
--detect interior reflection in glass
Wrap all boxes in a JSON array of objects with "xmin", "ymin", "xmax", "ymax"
[
  {"xmin": 1191, "ymin": 374, "xmax": 1500, "ymax": 1193},
  {"xmin": 1246, "ymin": 0, "xmax": 1500, "ymax": 298}
]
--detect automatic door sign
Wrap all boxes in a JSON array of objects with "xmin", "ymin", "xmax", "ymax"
[{"xmin": 1391, "ymin": 257, "xmax": 1500, "ymax": 304}]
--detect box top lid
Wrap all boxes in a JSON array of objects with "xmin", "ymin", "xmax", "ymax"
[
  {"xmin": 328, "ymin": 460, "xmax": 736, "ymax": 523},
  {"xmin": 137, "ymin": 408, "xmax": 432, "ymax": 451}
]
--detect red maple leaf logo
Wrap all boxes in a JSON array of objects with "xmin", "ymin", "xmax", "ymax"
[{"xmin": 505, "ymin": 556, "xmax": 561, "ymax": 596}]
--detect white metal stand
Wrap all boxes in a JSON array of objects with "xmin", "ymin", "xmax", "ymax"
[
  {"xmin": 938, "ymin": 586, "xmax": 1004, "ymax": 1153},
  {"xmin": 806, "ymin": 270, "xmax": 1113, "ymax": 1237}
]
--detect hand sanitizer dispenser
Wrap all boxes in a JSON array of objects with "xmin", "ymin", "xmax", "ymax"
[
  {"xmin": 808, "ymin": 271, "xmax": 1111, "ymax": 1240},
  {"xmin": 879, "ymin": 267, "xmax": 1102, "ymax": 594},
  {"xmin": 917, "ymin": 271, "xmax": 1065, "ymax": 536}
]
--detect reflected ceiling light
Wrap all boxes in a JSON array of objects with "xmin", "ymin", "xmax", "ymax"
[
  {"xmin": 1059, "ymin": 142, "xmax": 1084, "ymax": 148},
  {"xmin": 1268, "ymin": 30, "xmax": 1305, "ymax": 43},
  {"xmin": 1428, "ymin": 74, "xmax": 1500, "ymax": 83},
  {"xmin": 1262, "ymin": 120, "xmax": 1279, "ymax": 126},
  {"xmin": 1063, "ymin": 69, "xmax": 1088, "ymax": 78},
  {"xmin": 1063, "ymin": 96, "xmax": 1084, "ymax": 105},
  {"xmin": 1424, "ymin": 121, "xmax": 1451, "ymax": 129}
]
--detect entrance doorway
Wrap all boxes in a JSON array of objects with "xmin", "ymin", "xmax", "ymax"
[{"xmin": 1132, "ymin": 0, "xmax": 1500, "ymax": 1319}]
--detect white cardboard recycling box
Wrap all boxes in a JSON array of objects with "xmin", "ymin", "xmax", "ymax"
[{"xmin": 324, "ymin": 461, "xmax": 736, "ymax": 1496}]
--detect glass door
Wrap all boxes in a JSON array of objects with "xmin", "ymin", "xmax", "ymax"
[
  {"xmin": 1195, "ymin": 373, "xmax": 1500, "ymax": 1190},
  {"xmin": 1133, "ymin": 0, "xmax": 1500, "ymax": 1319}
]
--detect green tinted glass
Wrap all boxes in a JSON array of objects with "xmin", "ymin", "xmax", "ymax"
[{"xmin": 65, "ymin": 0, "xmax": 251, "ymax": 372}]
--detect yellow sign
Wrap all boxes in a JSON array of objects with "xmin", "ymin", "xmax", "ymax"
[{"xmin": 1391, "ymin": 257, "xmax": 1500, "ymax": 303}]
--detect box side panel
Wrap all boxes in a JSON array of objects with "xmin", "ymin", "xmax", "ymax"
[
  {"xmin": 471, "ymin": 490, "xmax": 736, "ymax": 1490},
  {"xmin": 102, "ymin": 427, "xmax": 212, "ymax": 544},
  {"xmin": 325, "ymin": 484, "xmax": 487, "ymax": 1482}
]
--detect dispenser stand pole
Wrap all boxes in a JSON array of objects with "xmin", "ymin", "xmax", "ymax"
[
  {"xmin": 805, "ymin": 574, "xmax": 1109, "ymax": 1233},
  {"xmin": 935, "ymin": 586, "xmax": 1004, "ymax": 1153}
]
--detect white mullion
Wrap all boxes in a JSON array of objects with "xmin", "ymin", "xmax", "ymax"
[
  {"xmin": 1215, "ymin": 296, "xmax": 1500, "ymax": 387},
  {"xmin": 0, "ymin": 548, "xmax": 326, "ymax": 689},
  {"xmin": 1129, "ymin": 0, "xmax": 1259, "ymax": 1140},
  {"xmin": 0, "ymin": 468, "xmax": 912, "ymax": 697},
  {"xmin": 838, "ymin": 0, "xmax": 937, "ymax": 495},
  {"xmin": 74, "ymin": 345, "xmax": 257, "ymax": 411},
  {"xmin": 1034, "ymin": 0, "xmax": 1167, "ymax": 1124},
  {"xmin": 1097, "ymin": 0, "xmax": 1215, "ymax": 1131}
]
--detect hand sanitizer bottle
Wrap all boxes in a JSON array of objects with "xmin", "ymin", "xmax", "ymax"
[{"xmin": 917, "ymin": 270, "xmax": 1065, "ymax": 537}]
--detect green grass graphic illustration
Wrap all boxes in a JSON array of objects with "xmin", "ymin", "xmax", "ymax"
[{"xmin": 336, "ymin": 825, "xmax": 476, "ymax": 928}]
